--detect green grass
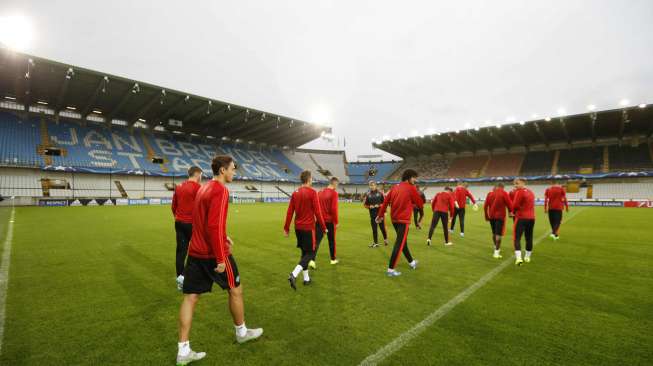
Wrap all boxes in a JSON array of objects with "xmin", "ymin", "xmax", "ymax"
[{"xmin": 0, "ymin": 204, "xmax": 651, "ymax": 365}]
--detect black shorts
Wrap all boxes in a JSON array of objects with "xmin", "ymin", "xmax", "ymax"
[
  {"xmin": 490, "ymin": 219, "xmax": 506, "ymax": 236},
  {"xmin": 182, "ymin": 255, "xmax": 240, "ymax": 294},
  {"xmin": 295, "ymin": 229, "xmax": 316, "ymax": 251}
]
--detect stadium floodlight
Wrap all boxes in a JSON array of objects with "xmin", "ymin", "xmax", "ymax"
[
  {"xmin": 544, "ymin": 117, "xmax": 552, "ymax": 122},
  {"xmin": 131, "ymin": 83, "xmax": 140, "ymax": 94},
  {"xmin": 65, "ymin": 68, "xmax": 74, "ymax": 80},
  {"xmin": 92, "ymin": 109, "xmax": 102, "ymax": 114},
  {"xmin": 638, "ymin": 103, "xmax": 647, "ymax": 109},
  {"xmin": 66, "ymin": 106, "xmax": 76, "ymax": 110},
  {"xmin": 619, "ymin": 99, "xmax": 629, "ymax": 106},
  {"xmin": 519, "ymin": 120, "xmax": 525, "ymax": 125},
  {"xmin": 226, "ymin": 104, "xmax": 231, "ymax": 111},
  {"xmin": 474, "ymin": 126, "xmax": 480, "ymax": 131},
  {"xmin": 587, "ymin": 104, "xmax": 596, "ymax": 111},
  {"xmin": 5, "ymin": 96, "xmax": 16, "ymax": 100},
  {"xmin": 137, "ymin": 118, "xmax": 146, "ymax": 122},
  {"xmin": 0, "ymin": 14, "xmax": 34, "ymax": 52},
  {"xmin": 37, "ymin": 100, "xmax": 48, "ymax": 105},
  {"xmin": 463, "ymin": 122, "xmax": 471, "ymax": 129}
]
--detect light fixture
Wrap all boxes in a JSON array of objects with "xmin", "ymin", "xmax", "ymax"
[
  {"xmin": 226, "ymin": 104, "xmax": 231, "ymax": 111},
  {"xmin": 65, "ymin": 68, "xmax": 74, "ymax": 80},
  {"xmin": 586, "ymin": 104, "xmax": 596, "ymax": 111},
  {"xmin": 638, "ymin": 103, "xmax": 646, "ymax": 109},
  {"xmin": 92, "ymin": 109, "xmax": 102, "ymax": 114},
  {"xmin": 463, "ymin": 122, "xmax": 471, "ymax": 129},
  {"xmin": 66, "ymin": 106, "xmax": 76, "ymax": 110},
  {"xmin": 138, "ymin": 118, "xmax": 146, "ymax": 122},
  {"xmin": 619, "ymin": 99, "xmax": 629, "ymax": 106},
  {"xmin": 101, "ymin": 76, "xmax": 109, "ymax": 93},
  {"xmin": 544, "ymin": 117, "xmax": 551, "ymax": 122},
  {"xmin": 131, "ymin": 83, "xmax": 140, "ymax": 93},
  {"xmin": 37, "ymin": 100, "xmax": 48, "ymax": 105},
  {"xmin": 5, "ymin": 96, "xmax": 16, "ymax": 101}
]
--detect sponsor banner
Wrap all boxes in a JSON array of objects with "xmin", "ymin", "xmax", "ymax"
[
  {"xmin": 160, "ymin": 198, "xmax": 172, "ymax": 205},
  {"xmin": 116, "ymin": 198, "xmax": 129, "ymax": 206},
  {"xmin": 569, "ymin": 201, "xmax": 623, "ymax": 207},
  {"xmin": 624, "ymin": 200, "xmax": 653, "ymax": 208},
  {"xmin": 149, "ymin": 198, "xmax": 161, "ymax": 205},
  {"xmin": 232, "ymin": 197, "xmax": 257, "ymax": 204},
  {"xmin": 264, "ymin": 197, "xmax": 291, "ymax": 203},
  {"xmin": 38, "ymin": 199, "xmax": 68, "ymax": 207},
  {"xmin": 128, "ymin": 199, "xmax": 149, "ymax": 205}
]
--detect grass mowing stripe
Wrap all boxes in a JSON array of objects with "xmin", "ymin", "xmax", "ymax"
[
  {"xmin": 0, "ymin": 207, "xmax": 15, "ymax": 356},
  {"xmin": 358, "ymin": 208, "xmax": 585, "ymax": 366}
]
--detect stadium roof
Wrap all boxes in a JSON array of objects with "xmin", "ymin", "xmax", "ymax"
[
  {"xmin": 0, "ymin": 49, "xmax": 331, "ymax": 148},
  {"xmin": 374, "ymin": 105, "xmax": 653, "ymax": 158}
]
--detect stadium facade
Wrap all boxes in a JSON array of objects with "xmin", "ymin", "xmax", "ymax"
[{"xmin": 0, "ymin": 50, "xmax": 652, "ymax": 207}]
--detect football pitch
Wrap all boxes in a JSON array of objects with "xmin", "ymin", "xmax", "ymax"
[{"xmin": 0, "ymin": 203, "xmax": 651, "ymax": 365}]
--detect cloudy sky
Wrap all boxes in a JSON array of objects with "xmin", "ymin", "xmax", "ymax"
[{"xmin": 1, "ymin": 0, "xmax": 652, "ymax": 160}]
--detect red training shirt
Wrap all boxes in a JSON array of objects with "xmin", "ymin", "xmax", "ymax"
[
  {"xmin": 489, "ymin": 187, "xmax": 513, "ymax": 219},
  {"xmin": 544, "ymin": 185, "xmax": 568, "ymax": 211},
  {"xmin": 284, "ymin": 186, "xmax": 327, "ymax": 232},
  {"xmin": 512, "ymin": 187, "xmax": 535, "ymax": 220},
  {"xmin": 318, "ymin": 187, "xmax": 339, "ymax": 225},
  {"xmin": 484, "ymin": 190, "xmax": 495, "ymax": 220},
  {"xmin": 377, "ymin": 181, "xmax": 424, "ymax": 224},
  {"xmin": 454, "ymin": 186, "xmax": 476, "ymax": 208},
  {"xmin": 171, "ymin": 180, "xmax": 201, "ymax": 223},
  {"xmin": 431, "ymin": 191, "xmax": 455, "ymax": 215},
  {"xmin": 188, "ymin": 180, "xmax": 230, "ymax": 264}
]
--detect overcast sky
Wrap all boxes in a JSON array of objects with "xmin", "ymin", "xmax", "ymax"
[{"xmin": 2, "ymin": 0, "xmax": 652, "ymax": 160}]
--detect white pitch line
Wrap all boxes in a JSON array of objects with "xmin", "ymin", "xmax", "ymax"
[
  {"xmin": 0, "ymin": 207, "xmax": 16, "ymax": 356},
  {"xmin": 359, "ymin": 209, "xmax": 584, "ymax": 366}
]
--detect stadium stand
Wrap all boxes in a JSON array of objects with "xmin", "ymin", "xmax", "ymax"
[
  {"xmin": 520, "ymin": 151, "xmax": 554, "ymax": 176},
  {"xmin": 483, "ymin": 153, "xmax": 525, "ymax": 177},
  {"xmin": 348, "ymin": 161, "xmax": 401, "ymax": 183},
  {"xmin": 608, "ymin": 143, "xmax": 653, "ymax": 172},
  {"xmin": 446, "ymin": 156, "xmax": 488, "ymax": 178},
  {"xmin": 557, "ymin": 147, "xmax": 603, "ymax": 174}
]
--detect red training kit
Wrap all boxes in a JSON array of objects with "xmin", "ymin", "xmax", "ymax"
[
  {"xmin": 377, "ymin": 181, "xmax": 424, "ymax": 224},
  {"xmin": 544, "ymin": 185, "xmax": 568, "ymax": 211},
  {"xmin": 318, "ymin": 187, "xmax": 339, "ymax": 225},
  {"xmin": 484, "ymin": 190, "xmax": 495, "ymax": 220},
  {"xmin": 489, "ymin": 187, "xmax": 513, "ymax": 219},
  {"xmin": 512, "ymin": 187, "xmax": 535, "ymax": 219},
  {"xmin": 431, "ymin": 191, "xmax": 455, "ymax": 215},
  {"xmin": 284, "ymin": 186, "xmax": 327, "ymax": 232},
  {"xmin": 454, "ymin": 186, "xmax": 476, "ymax": 208},
  {"xmin": 171, "ymin": 180, "xmax": 201, "ymax": 223},
  {"xmin": 189, "ymin": 180, "xmax": 230, "ymax": 264}
]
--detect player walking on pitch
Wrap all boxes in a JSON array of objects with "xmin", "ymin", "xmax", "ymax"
[
  {"xmin": 544, "ymin": 182, "xmax": 569, "ymax": 240},
  {"xmin": 284, "ymin": 170, "xmax": 327, "ymax": 289},
  {"xmin": 314, "ymin": 177, "xmax": 340, "ymax": 265},
  {"xmin": 172, "ymin": 166, "xmax": 203, "ymax": 291},
  {"xmin": 364, "ymin": 180, "xmax": 388, "ymax": 247},
  {"xmin": 450, "ymin": 181, "xmax": 477, "ymax": 237},
  {"xmin": 512, "ymin": 178, "xmax": 536, "ymax": 265},
  {"xmin": 176, "ymin": 156, "xmax": 262, "ymax": 366},
  {"xmin": 413, "ymin": 184, "xmax": 426, "ymax": 229},
  {"xmin": 484, "ymin": 183, "xmax": 513, "ymax": 258},
  {"xmin": 427, "ymin": 186, "xmax": 456, "ymax": 246},
  {"xmin": 376, "ymin": 169, "xmax": 424, "ymax": 277}
]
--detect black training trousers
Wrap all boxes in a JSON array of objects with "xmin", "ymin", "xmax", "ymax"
[
  {"xmin": 388, "ymin": 223, "xmax": 413, "ymax": 269},
  {"xmin": 548, "ymin": 210, "xmax": 563, "ymax": 236},
  {"xmin": 315, "ymin": 222, "xmax": 337, "ymax": 260},
  {"xmin": 513, "ymin": 219, "xmax": 535, "ymax": 251},
  {"xmin": 369, "ymin": 208, "xmax": 388, "ymax": 244},
  {"xmin": 428, "ymin": 211, "xmax": 450, "ymax": 243},
  {"xmin": 175, "ymin": 221, "xmax": 193, "ymax": 276},
  {"xmin": 451, "ymin": 207, "xmax": 466, "ymax": 233}
]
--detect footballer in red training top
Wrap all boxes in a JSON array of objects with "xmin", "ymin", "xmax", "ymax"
[
  {"xmin": 427, "ymin": 186, "xmax": 456, "ymax": 246},
  {"xmin": 376, "ymin": 169, "xmax": 424, "ymax": 277},
  {"xmin": 544, "ymin": 182, "xmax": 569, "ymax": 240},
  {"xmin": 283, "ymin": 170, "xmax": 327, "ymax": 289},
  {"xmin": 485, "ymin": 183, "xmax": 512, "ymax": 259},
  {"xmin": 171, "ymin": 166, "xmax": 202, "ymax": 290},
  {"xmin": 511, "ymin": 178, "xmax": 535, "ymax": 265},
  {"xmin": 451, "ymin": 181, "xmax": 476, "ymax": 237},
  {"xmin": 314, "ymin": 177, "xmax": 340, "ymax": 265}
]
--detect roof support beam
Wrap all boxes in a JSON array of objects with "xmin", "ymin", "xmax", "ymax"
[
  {"xmin": 590, "ymin": 113, "xmax": 598, "ymax": 143},
  {"xmin": 81, "ymin": 76, "xmax": 108, "ymax": 119},
  {"xmin": 55, "ymin": 68, "xmax": 73, "ymax": 113},
  {"xmin": 509, "ymin": 125, "xmax": 528, "ymax": 149},
  {"xmin": 558, "ymin": 117, "xmax": 571, "ymax": 144},
  {"xmin": 159, "ymin": 95, "xmax": 189, "ymax": 122},
  {"xmin": 132, "ymin": 91, "xmax": 164, "ymax": 126},
  {"xmin": 106, "ymin": 83, "xmax": 139, "ymax": 126},
  {"xmin": 618, "ymin": 110, "xmax": 629, "ymax": 141},
  {"xmin": 533, "ymin": 122, "xmax": 549, "ymax": 147}
]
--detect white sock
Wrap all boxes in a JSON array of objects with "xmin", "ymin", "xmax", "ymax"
[
  {"xmin": 178, "ymin": 341, "xmax": 190, "ymax": 356},
  {"xmin": 515, "ymin": 250, "xmax": 522, "ymax": 260},
  {"xmin": 387, "ymin": 268, "xmax": 395, "ymax": 273},
  {"xmin": 525, "ymin": 251, "xmax": 532, "ymax": 258},
  {"xmin": 409, "ymin": 260, "xmax": 416, "ymax": 267},
  {"xmin": 235, "ymin": 323, "xmax": 247, "ymax": 337},
  {"xmin": 291, "ymin": 265, "xmax": 302, "ymax": 278},
  {"xmin": 302, "ymin": 270, "xmax": 310, "ymax": 281}
]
